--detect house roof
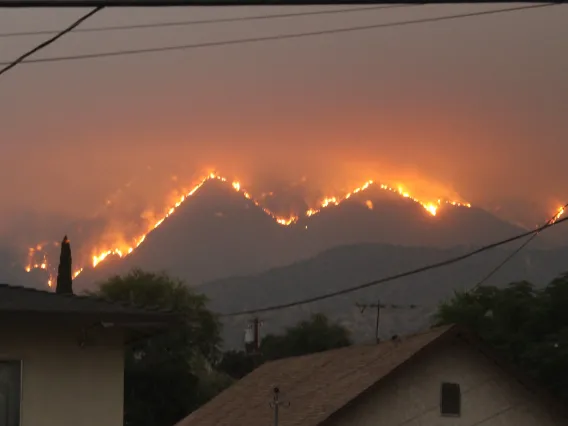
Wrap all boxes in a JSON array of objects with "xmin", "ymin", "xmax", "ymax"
[
  {"xmin": 176, "ymin": 324, "xmax": 568, "ymax": 426},
  {"xmin": 176, "ymin": 325, "xmax": 455, "ymax": 426},
  {"xmin": 0, "ymin": 283, "xmax": 179, "ymax": 326}
]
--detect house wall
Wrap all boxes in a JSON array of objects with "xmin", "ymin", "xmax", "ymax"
[
  {"xmin": 0, "ymin": 320, "xmax": 124, "ymax": 426},
  {"xmin": 325, "ymin": 338, "xmax": 564, "ymax": 426}
]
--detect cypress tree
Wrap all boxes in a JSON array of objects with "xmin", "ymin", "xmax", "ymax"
[{"xmin": 56, "ymin": 235, "xmax": 73, "ymax": 294}]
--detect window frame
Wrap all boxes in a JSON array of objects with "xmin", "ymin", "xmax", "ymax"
[
  {"xmin": 439, "ymin": 381, "xmax": 461, "ymax": 417},
  {"xmin": 0, "ymin": 360, "xmax": 23, "ymax": 426}
]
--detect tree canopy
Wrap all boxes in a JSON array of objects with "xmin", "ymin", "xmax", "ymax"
[
  {"xmin": 260, "ymin": 313, "xmax": 352, "ymax": 360},
  {"xmin": 218, "ymin": 313, "xmax": 352, "ymax": 379},
  {"xmin": 434, "ymin": 272, "xmax": 568, "ymax": 402},
  {"xmin": 95, "ymin": 269, "xmax": 229, "ymax": 426}
]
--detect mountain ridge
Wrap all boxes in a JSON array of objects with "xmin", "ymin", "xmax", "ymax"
[
  {"xmin": 7, "ymin": 177, "xmax": 559, "ymax": 293},
  {"xmin": 68, "ymin": 178, "xmax": 534, "ymax": 291},
  {"xmin": 196, "ymin": 241, "xmax": 568, "ymax": 349},
  {"xmin": 19, "ymin": 174, "xmax": 478, "ymax": 283}
]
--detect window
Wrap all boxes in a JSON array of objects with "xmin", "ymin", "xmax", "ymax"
[
  {"xmin": 0, "ymin": 361, "xmax": 21, "ymax": 426},
  {"xmin": 440, "ymin": 382, "xmax": 461, "ymax": 417}
]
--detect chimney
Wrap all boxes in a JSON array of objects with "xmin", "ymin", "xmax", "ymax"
[{"xmin": 56, "ymin": 235, "xmax": 73, "ymax": 295}]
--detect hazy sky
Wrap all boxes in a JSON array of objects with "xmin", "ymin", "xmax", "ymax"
[{"xmin": 1, "ymin": 3, "xmax": 567, "ymax": 242}]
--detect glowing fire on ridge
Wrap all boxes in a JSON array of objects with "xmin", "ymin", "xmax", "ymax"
[
  {"xmin": 25, "ymin": 172, "xmax": 472, "ymax": 286},
  {"xmin": 552, "ymin": 206, "xmax": 565, "ymax": 223}
]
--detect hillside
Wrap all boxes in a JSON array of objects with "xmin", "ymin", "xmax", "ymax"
[
  {"xmin": 71, "ymin": 179, "xmax": 530, "ymax": 290},
  {"xmin": 73, "ymin": 179, "xmax": 305, "ymax": 290},
  {"xmin": 0, "ymin": 246, "xmax": 44, "ymax": 289},
  {"xmin": 294, "ymin": 186, "xmax": 526, "ymax": 249},
  {"xmin": 197, "ymin": 242, "xmax": 568, "ymax": 349}
]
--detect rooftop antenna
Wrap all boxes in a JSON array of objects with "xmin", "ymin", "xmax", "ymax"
[
  {"xmin": 356, "ymin": 299, "xmax": 419, "ymax": 344},
  {"xmin": 269, "ymin": 387, "xmax": 290, "ymax": 426}
]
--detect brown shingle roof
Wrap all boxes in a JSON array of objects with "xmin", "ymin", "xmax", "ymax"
[
  {"xmin": 0, "ymin": 283, "xmax": 177, "ymax": 324},
  {"xmin": 176, "ymin": 325, "xmax": 456, "ymax": 426}
]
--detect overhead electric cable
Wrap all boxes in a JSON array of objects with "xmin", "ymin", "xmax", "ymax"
[
  {"xmin": 468, "ymin": 204, "xmax": 567, "ymax": 292},
  {"xmin": 0, "ymin": 6, "xmax": 102, "ymax": 77},
  {"xmin": 0, "ymin": 5, "xmax": 406, "ymax": 38},
  {"xmin": 0, "ymin": 3, "xmax": 553, "ymax": 66},
  {"xmin": 219, "ymin": 214, "xmax": 568, "ymax": 317},
  {"xmin": 0, "ymin": 0, "xmax": 562, "ymax": 8}
]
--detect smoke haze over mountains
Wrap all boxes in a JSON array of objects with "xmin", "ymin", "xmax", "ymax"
[
  {"xmin": 1, "ymin": 4, "xmax": 567, "ymax": 243},
  {"xmin": 1, "ymin": 4, "xmax": 567, "ymax": 345}
]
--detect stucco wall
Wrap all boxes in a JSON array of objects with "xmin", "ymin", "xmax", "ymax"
[
  {"xmin": 0, "ymin": 320, "xmax": 124, "ymax": 426},
  {"xmin": 325, "ymin": 338, "xmax": 564, "ymax": 426}
]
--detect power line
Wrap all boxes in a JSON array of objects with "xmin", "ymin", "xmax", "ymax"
[
  {"xmin": 0, "ymin": 3, "xmax": 554, "ymax": 66},
  {"xmin": 220, "ymin": 214, "xmax": 568, "ymax": 317},
  {"xmin": 468, "ymin": 205, "xmax": 567, "ymax": 292},
  {"xmin": 0, "ymin": 6, "xmax": 102, "ymax": 77},
  {"xmin": 0, "ymin": 5, "xmax": 406, "ymax": 38},
  {"xmin": 0, "ymin": 0, "xmax": 561, "ymax": 7}
]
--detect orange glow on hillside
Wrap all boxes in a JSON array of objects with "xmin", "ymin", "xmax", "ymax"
[
  {"xmin": 25, "ymin": 172, "xmax": 472, "ymax": 287},
  {"xmin": 552, "ymin": 206, "xmax": 565, "ymax": 223}
]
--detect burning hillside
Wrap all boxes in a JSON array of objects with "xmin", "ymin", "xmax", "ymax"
[{"xmin": 22, "ymin": 171, "xmax": 475, "ymax": 288}]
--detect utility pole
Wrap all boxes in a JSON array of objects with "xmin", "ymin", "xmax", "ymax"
[
  {"xmin": 269, "ymin": 387, "xmax": 289, "ymax": 426},
  {"xmin": 356, "ymin": 300, "xmax": 418, "ymax": 344},
  {"xmin": 244, "ymin": 316, "xmax": 263, "ymax": 355}
]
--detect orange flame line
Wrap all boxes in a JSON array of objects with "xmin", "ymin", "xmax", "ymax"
[
  {"xmin": 552, "ymin": 206, "xmax": 565, "ymax": 224},
  {"xmin": 25, "ymin": 172, "xmax": 471, "ymax": 285}
]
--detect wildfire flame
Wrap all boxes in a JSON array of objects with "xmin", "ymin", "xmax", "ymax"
[
  {"xmin": 25, "ymin": 172, "xmax": 472, "ymax": 287},
  {"xmin": 552, "ymin": 206, "xmax": 565, "ymax": 223}
]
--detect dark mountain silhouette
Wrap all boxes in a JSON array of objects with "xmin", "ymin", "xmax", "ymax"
[
  {"xmin": 295, "ymin": 186, "xmax": 529, "ymax": 250},
  {"xmin": 74, "ymin": 179, "xmax": 305, "ymax": 290},
  {"xmin": 71, "ymin": 179, "xmax": 542, "ymax": 290},
  {"xmin": 197, "ymin": 242, "xmax": 568, "ymax": 349}
]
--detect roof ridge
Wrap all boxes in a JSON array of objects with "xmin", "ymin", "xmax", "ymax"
[
  {"xmin": 174, "ymin": 324, "xmax": 459, "ymax": 426},
  {"xmin": 262, "ymin": 324, "xmax": 455, "ymax": 367}
]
